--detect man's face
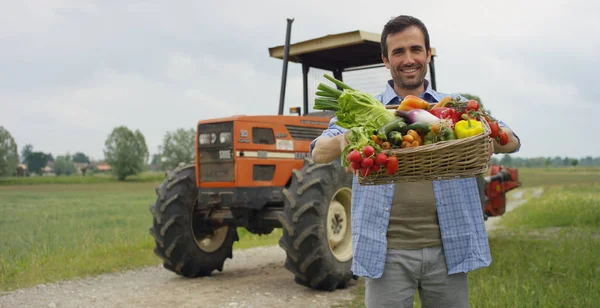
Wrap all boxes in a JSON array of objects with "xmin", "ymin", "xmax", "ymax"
[{"xmin": 382, "ymin": 26, "xmax": 432, "ymax": 91}]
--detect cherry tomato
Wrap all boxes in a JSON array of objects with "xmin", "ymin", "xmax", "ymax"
[
  {"xmin": 466, "ymin": 100, "xmax": 479, "ymax": 111},
  {"xmin": 499, "ymin": 131, "xmax": 509, "ymax": 145},
  {"xmin": 488, "ymin": 120, "xmax": 500, "ymax": 138}
]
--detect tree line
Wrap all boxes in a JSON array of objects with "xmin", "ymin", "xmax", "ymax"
[
  {"xmin": 1, "ymin": 125, "xmax": 598, "ymax": 181},
  {"xmin": 0, "ymin": 125, "xmax": 195, "ymax": 181}
]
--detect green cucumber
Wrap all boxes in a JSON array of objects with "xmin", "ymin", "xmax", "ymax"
[
  {"xmin": 376, "ymin": 118, "xmax": 406, "ymax": 141},
  {"xmin": 405, "ymin": 122, "xmax": 431, "ymax": 135}
]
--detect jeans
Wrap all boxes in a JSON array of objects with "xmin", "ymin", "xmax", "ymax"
[{"xmin": 364, "ymin": 245, "xmax": 469, "ymax": 308}]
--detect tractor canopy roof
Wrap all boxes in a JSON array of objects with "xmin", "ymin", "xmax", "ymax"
[{"xmin": 268, "ymin": 30, "xmax": 436, "ymax": 71}]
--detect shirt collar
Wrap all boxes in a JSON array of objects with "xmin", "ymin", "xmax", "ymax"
[{"xmin": 380, "ymin": 79, "xmax": 443, "ymax": 105}]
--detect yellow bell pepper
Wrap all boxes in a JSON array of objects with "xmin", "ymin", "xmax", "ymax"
[{"xmin": 454, "ymin": 114, "xmax": 484, "ymax": 139}]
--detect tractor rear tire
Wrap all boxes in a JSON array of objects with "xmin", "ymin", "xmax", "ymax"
[
  {"xmin": 149, "ymin": 163, "xmax": 238, "ymax": 277},
  {"xmin": 277, "ymin": 158, "xmax": 354, "ymax": 291}
]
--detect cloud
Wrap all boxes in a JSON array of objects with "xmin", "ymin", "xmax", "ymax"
[{"xmin": 0, "ymin": 0, "xmax": 598, "ymax": 161}]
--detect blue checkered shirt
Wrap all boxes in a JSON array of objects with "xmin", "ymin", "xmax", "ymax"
[{"xmin": 310, "ymin": 79, "xmax": 520, "ymax": 278}]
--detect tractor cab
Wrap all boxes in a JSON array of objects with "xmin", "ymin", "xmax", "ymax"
[{"xmin": 268, "ymin": 20, "xmax": 438, "ymax": 117}]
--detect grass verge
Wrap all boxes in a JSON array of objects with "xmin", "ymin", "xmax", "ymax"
[{"xmin": 0, "ymin": 183, "xmax": 282, "ymax": 292}]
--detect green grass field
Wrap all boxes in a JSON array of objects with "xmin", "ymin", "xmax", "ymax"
[
  {"xmin": 0, "ymin": 181, "xmax": 281, "ymax": 291},
  {"xmin": 337, "ymin": 167, "xmax": 600, "ymax": 308}
]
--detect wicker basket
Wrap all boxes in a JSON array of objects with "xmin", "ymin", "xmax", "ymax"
[{"xmin": 357, "ymin": 115, "xmax": 492, "ymax": 185}]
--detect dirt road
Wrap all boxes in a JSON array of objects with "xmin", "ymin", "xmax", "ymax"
[
  {"xmin": 0, "ymin": 188, "xmax": 543, "ymax": 308},
  {"xmin": 0, "ymin": 245, "xmax": 356, "ymax": 308}
]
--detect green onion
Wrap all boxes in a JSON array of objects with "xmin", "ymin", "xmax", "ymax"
[{"xmin": 323, "ymin": 74, "xmax": 354, "ymax": 91}]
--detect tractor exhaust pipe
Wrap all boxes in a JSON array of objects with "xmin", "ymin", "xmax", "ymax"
[{"xmin": 278, "ymin": 18, "xmax": 294, "ymax": 115}]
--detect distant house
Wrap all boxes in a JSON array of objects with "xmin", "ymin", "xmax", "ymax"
[{"xmin": 94, "ymin": 162, "xmax": 112, "ymax": 173}]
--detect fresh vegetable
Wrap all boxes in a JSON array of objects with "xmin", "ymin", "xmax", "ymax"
[
  {"xmin": 347, "ymin": 149, "xmax": 362, "ymax": 163},
  {"xmin": 363, "ymin": 145, "xmax": 375, "ymax": 158},
  {"xmin": 455, "ymin": 114, "xmax": 484, "ymax": 139},
  {"xmin": 486, "ymin": 118, "xmax": 500, "ymax": 138},
  {"xmin": 400, "ymin": 141, "xmax": 411, "ymax": 148},
  {"xmin": 386, "ymin": 156, "xmax": 398, "ymax": 175},
  {"xmin": 402, "ymin": 134, "xmax": 414, "ymax": 143},
  {"xmin": 362, "ymin": 157, "xmax": 374, "ymax": 168},
  {"xmin": 313, "ymin": 74, "xmax": 397, "ymax": 133},
  {"xmin": 431, "ymin": 96, "xmax": 454, "ymax": 109},
  {"xmin": 406, "ymin": 130, "xmax": 422, "ymax": 145},
  {"xmin": 387, "ymin": 131, "xmax": 404, "ymax": 146},
  {"xmin": 466, "ymin": 100, "xmax": 480, "ymax": 111},
  {"xmin": 376, "ymin": 117, "xmax": 406, "ymax": 141},
  {"xmin": 396, "ymin": 109, "xmax": 441, "ymax": 125},
  {"xmin": 375, "ymin": 153, "xmax": 389, "ymax": 166},
  {"xmin": 340, "ymin": 127, "xmax": 379, "ymax": 167},
  {"xmin": 381, "ymin": 142, "xmax": 392, "ymax": 150},
  {"xmin": 498, "ymin": 130, "xmax": 509, "ymax": 145},
  {"xmin": 405, "ymin": 122, "xmax": 431, "ymax": 135},
  {"xmin": 397, "ymin": 95, "xmax": 430, "ymax": 111},
  {"xmin": 429, "ymin": 107, "xmax": 461, "ymax": 125}
]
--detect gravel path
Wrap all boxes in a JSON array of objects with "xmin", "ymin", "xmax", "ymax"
[
  {"xmin": 0, "ymin": 246, "xmax": 355, "ymax": 308},
  {"xmin": 1, "ymin": 188, "xmax": 543, "ymax": 308}
]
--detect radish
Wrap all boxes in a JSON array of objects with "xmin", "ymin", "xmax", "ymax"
[
  {"xmin": 347, "ymin": 150, "xmax": 362, "ymax": 163},
  {"xmin": 375, "ymin": 153, "xmax": 388, "ymax": 166},
  {"xmin": 362, "ymin": 146, "xmax": 375, "ymax": 158},
  {"xmin": 362, "ymin": 157, "xmax": 374, "ymax": 168}
]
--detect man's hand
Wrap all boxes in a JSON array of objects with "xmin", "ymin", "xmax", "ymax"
[
  {"xmin": 492, "ymin": 127, "xmax": 520, "ymax": 154},
  {"xmin": 312, "ymin": 131, "xmax": 350, "ymax": 164}
]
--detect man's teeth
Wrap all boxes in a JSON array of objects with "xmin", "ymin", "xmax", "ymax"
[{"xmin": 401, "ymin": 68, "xmax": 417, "ymax": 73}]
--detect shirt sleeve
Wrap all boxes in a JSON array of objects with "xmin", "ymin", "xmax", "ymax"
[{"xmin": 309, "ymin": 116, "xmax": 347, "ymax": 156}]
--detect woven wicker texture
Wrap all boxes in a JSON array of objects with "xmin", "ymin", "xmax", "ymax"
[{"xmin": 358, "ymin": 116, "xmax": 492, "ymax": 185}]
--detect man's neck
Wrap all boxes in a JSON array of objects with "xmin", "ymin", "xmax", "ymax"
[{"xmin": 393, "ymin": 83, "xmax": 426, "ymax": 98}]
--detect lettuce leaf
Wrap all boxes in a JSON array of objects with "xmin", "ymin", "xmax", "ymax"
[{"xmin": 334, "ymin": 89, "xmax": 396, "ymax": 132}]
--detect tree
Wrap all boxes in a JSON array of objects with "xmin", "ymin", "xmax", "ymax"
[
  {"xmin": 72, "ymin": 152, "xmax": 91, "ymax": 164},
  {"xmin": 159, "ymin": 128, "xmax": 195, "ymax": 170},
  {"xmin": 53, "ymin": 154, "xmax": 78, "ymax": 176},
  {"xmin": 26, "ymin": 152, "xmax": 52, "ymax": 175},
  {"xmin": 21, "ymin": 144, "xmax": 33, "ymax": 163},
  {"xmin": 104, "ymin": 126, "xmax": 149, "ymax": 181},
  {"xmin": 0, "ymin": 126, "xmax": 19, "ymax": 177}
]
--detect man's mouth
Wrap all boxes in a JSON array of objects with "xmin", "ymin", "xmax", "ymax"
[{"xmin": 400, "ymin": 67, "xmax": 419, "ymax": 74}]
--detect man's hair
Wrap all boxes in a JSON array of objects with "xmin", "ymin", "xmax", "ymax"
[{"xmin": 381, "ymin": 15, "xmax": 431, "ymax": 60}]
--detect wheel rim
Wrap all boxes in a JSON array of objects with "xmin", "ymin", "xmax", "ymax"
[
  {"xmin": 194, "ymin": 226, "xmax": 229, "ymax": 253},
  {"xmin": 327, "ymin": 187, "xmax": 352, "ymax": 262}
]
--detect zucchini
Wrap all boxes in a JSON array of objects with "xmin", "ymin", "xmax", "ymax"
[
  {"xmin": 405, "ymin": 122, "xmax": 431, "ymax": 135},
  {"xmin": 377, "ymin": 118, "xmax": 406, "ymax": 141}
]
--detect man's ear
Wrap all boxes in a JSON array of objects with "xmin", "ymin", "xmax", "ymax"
[
  {"xmin": 426, "ymin": 49, "xmax": 432, "ymax": 64},
  {"xmin": 381, "ymin": 54, "xmax": 390, "ymax": 69}
]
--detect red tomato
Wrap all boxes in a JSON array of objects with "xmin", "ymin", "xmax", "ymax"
[
  {"xmin": 386, "ymin": 156, "xmax": 398, "ymax": 175},
  {"xmin": 467, "ymin": 100, "xmax": 479, "ymax": 111},
  {"xmin": 499, "ymin": 131, "xmax": 509, "ymax": 145},
  {"xmin": 488, "ymin": 120, "xmax": 500, "ymax": 138}
]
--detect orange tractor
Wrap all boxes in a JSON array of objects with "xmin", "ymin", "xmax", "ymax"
[{"xmin": 148, "ymin": 20, "xmax": 519, "ymax": 291}]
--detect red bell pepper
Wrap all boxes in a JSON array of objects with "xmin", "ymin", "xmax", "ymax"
[{"xmin": 429, "ymin": 107, "xmax": 461, "ymax": 125}]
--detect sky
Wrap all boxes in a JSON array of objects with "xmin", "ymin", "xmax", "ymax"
[{"xmin": 1, "ymin": 0, "xmax": 598, "ymax": 161}]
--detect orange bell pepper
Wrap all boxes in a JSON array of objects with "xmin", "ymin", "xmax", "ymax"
[{"xmin": 397, "ymin": 95, "xmax": 430, "ymax": 111}]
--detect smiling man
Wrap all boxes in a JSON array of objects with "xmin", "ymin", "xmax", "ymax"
[{"xmin": 310, "ymin": 15, "xmax": 521, "ymax": 308}]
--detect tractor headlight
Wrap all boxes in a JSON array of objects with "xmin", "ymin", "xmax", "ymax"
[
  {"xmin": 219, "ymin": 132, "xmax": 232, "ymax": 143},
  {"xmin": 199, "ymin": 133, "xmax": 217, "ymax": 144}
]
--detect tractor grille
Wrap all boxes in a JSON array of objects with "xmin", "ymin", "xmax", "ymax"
[
  {"xmin": 199, "ymin": 149, "xmax": 234, "ymax": 182},
  {"xmin": 285, "ymin": 125, "xmax": 324, "ymax": 141}
]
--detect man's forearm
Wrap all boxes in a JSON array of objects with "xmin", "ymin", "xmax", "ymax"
[
  {"xmin": 493, "ymin": 128, "xmax": 520, "ymax": 153},
  {"xmin": 311, "ymin": 134, "xmax": 345, "ymax": 164}
]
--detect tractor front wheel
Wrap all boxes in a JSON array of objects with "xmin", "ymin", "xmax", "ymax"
[{"xmin": 149, "ymin": 163, "xmax": 238, "ymax": 277}]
